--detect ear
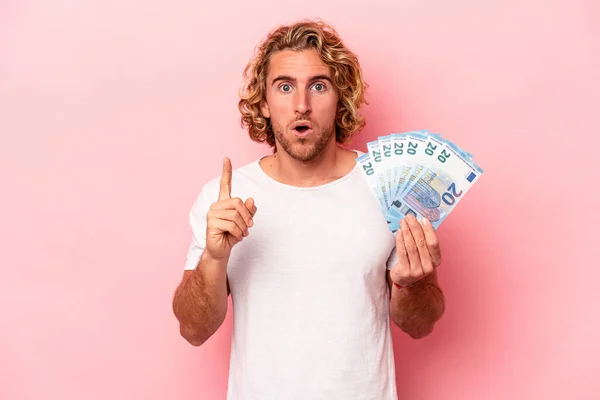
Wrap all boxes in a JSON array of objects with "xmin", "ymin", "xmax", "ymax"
[{"xmin": 260, "ymin": 100, "xmax": 270, "ymax": 119}]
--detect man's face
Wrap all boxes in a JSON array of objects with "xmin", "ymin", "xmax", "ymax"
[{"xmin": 261, "ymin": 49, "xmax": 339, "ymax": 162}]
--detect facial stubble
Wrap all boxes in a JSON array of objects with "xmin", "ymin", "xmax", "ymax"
[{"xmin": 271, "ymin": 120, "xmax": 335, "ymax": 162}]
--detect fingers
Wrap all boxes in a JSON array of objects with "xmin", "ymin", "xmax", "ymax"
[
  {"xmin": 405, "ymin": 214, "xmax": 434, "ymax": 276},
  {"xmin": 392, "ymin": 223, "xmax": 411, "ymax": 283},
  {"xmin": 421, "ymin": 218, "xmax": 442, "ymax": 267},
  {"xmin": 209, "ymin": 217, "xmax": 244, "ymax": 243},
  {"xmin": 214, "ymin": 159, "xmax": 257, "ymax": 239},
  {"xmin": 212, "ymin": 197, "xmax": 254, "ymax": 228},
  {"xmin": 392, "ymin": 214, "xmax": 442, "ymax": 288},
  {"xmin": 208, "ymin": 209, "xmax": 249, "ymax": 237},
  {"xmin": 400, "ymin": 215, "xmax": 423, "ymax": 276},
  {"xmin": 219, "ymin": 157, "xmax": 232, "ymax": 201}
]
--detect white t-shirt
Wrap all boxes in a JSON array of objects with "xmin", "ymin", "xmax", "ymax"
[{"xmin": 184, "ymin": 153, "xmax": 400, "ymax": 400}]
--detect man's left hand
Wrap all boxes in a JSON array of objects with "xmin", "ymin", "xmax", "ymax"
[{"xmin": 390, "ymin": 214, "xmax": 442, "ymax": 289}]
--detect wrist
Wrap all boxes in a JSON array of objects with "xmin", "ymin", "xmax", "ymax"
[
  {"xmin": 198, "ymin": 251, "xmax": 230, "ymax": 279},
  {"xmin": 203, "ymin": 249, "xmax": 230, "ymax": 264},
  {"xmin": 195, "ymin": 251, "xmax": 229, "ymax": 289},
  {"xmin": 393, "ymin": 279, "xmax": 426, "ymax": 292}
]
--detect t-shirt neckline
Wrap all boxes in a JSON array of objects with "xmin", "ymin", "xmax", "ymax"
[{"xmin": 253, "ymin": 150, "xmax": 360, "ymax": 191}]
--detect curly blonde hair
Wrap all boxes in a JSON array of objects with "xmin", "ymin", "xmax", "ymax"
[{"xmin": 238, "ymin": 19, "xmax": 368, "ymax": 150}]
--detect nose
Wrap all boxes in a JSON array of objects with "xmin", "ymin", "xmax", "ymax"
[{"xmin": 294, "ymin": 87, "xmax": 311, "ymax": 115}]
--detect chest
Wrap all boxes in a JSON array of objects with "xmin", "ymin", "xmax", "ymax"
[{"xmin": 226, "ymin": 183, "xmax": 395, "ymax": 287}]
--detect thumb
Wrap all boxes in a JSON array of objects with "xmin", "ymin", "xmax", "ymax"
[{"xmin": 245, "ymin": 198, "xmax": 257, "ymax": 217}]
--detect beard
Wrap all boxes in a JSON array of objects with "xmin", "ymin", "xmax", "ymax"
[{"xmin": 271, "ymin": 119, "xmax": 335, "ymax": 162}]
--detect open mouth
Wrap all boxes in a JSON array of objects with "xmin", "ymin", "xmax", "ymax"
[{"xmin": 292, "ymin": 121, "xmax": 313, "ymax": 137}]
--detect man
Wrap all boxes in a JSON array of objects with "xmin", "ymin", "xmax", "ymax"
[{"xmin": 172, "ymin": 19, "xmax": 445, "ymax": 400}]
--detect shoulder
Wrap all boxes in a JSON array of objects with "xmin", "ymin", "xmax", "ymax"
[
  {"xmin": 343, "ymin": 148, "xmax": 365, "ymax": 170},
  {"xmin": 341, "ymin": 147, "xmax": 365, "ymax": 162},
  {"xmin": 337, "ymin": 147, "xmax": 363, "ymax": 162}
]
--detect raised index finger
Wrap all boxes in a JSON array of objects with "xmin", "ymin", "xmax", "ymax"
[{"xmin": 219, "ymin": 157, "xmax": 232, "ymax": 200}]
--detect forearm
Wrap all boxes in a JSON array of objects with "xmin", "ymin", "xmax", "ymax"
[
  {"xmin": 173, "ymin": 252, "xmax": 229, "ymax": 346},
  {"xmin": 389, "ymin": 280, "xmax": 445, "ymax": 339}
]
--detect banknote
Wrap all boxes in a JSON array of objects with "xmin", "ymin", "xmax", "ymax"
[
  {"xmin": 356, "ymin": 152, "xmax": 389, "ymax": 215},
  {"xmin": 357, "ymin": 130, "xmax": 483, "ymax": 232},
  {"xmin": 365, "ymin": 140, "xmax": 392, "ymax": 212},
  {"xmin": 377, "ymin": 135, "xmax": 395, "ymax": 197}
]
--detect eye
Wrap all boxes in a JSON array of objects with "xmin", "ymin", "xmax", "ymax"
[
  {"xmin": 313, "ymin": 83, "xmax": 326, "ymax": 91},
  {"xmin": 280, "ymin": 84, "xmax": 292, "ymax": 92}
]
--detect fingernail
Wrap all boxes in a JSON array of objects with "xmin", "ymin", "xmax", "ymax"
[
  {"xmin": 400, "ymin": 218, "xmax": 406, "ymax": 227},
  {"xmin": 249, "ymin": 219, "xmax": 254, "ymax": 227},
  {"xmin": 422, "ymin": 218, "xmax": 429, "ymax": 226}
]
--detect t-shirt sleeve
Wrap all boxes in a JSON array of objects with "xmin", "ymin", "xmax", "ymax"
[
  {"xmin": 386, "ymin": 245, "xmax": 399, "ymax": 270},
  {"xmin": 183, "ymin": 183, "xmax": 216, "ymax": 271}
]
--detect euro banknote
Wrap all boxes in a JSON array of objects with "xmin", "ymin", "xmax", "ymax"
[{"xmin": 357, "ymin": 130, "xmax": 483, "ymax": 232}]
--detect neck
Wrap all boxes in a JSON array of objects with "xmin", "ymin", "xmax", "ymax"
[{"xmin": 266, "ymin": 139, "xmax": 347, "ymax": 187}]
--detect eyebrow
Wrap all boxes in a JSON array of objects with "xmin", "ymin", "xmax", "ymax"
[{"xmin": 271, "ymin": 74, "xmax": 333, "ymax": 86}]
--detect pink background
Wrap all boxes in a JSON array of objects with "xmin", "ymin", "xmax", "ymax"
[{"xmin": 1, "ymin": 1, "xmax": 598, "ymax": 399}]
